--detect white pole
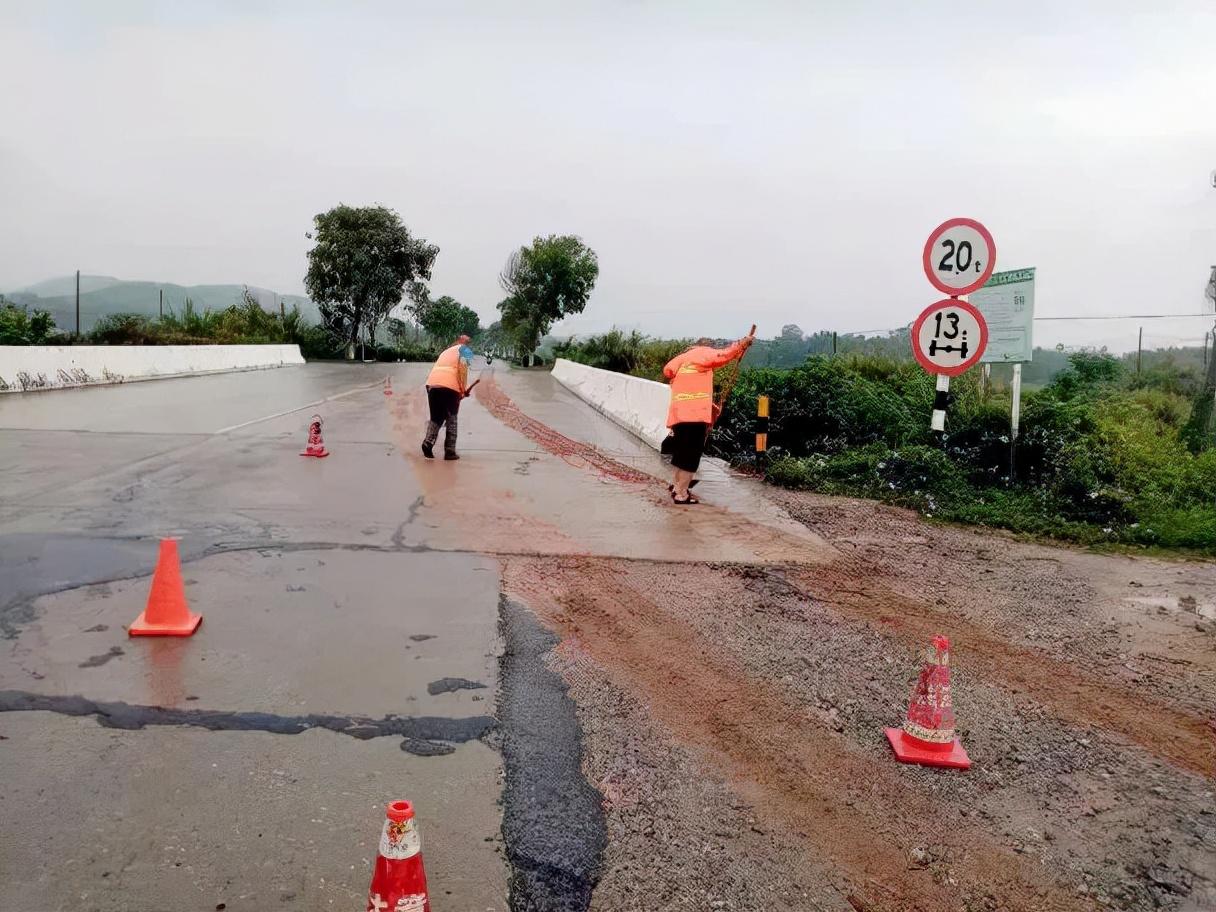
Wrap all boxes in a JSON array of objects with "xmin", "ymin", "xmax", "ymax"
[
  {"xmin": 930, "ymin": 374, "xmax": 949, "ymax": 432},
  {"xmin": 1010, "ymin": 363, "xmax": 1023, "ymax": 441},
  {"xmin": 1009, "ymin": 362, "xmax": 1023, "ymax": 481}
]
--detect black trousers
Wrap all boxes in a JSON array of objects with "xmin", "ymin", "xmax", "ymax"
[
  {"xmin": 423, "ymin": 386, "xmax": 461, "ymax": 453},
  {"xmin": 669, "ymin": 421, "xmax": 709, "ymax": 472}
]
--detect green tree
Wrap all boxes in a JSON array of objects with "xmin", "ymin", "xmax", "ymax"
[
  {"xmin": 402, "ymin": 281, "xmax": 432, "ymax": 338},
  {"xmin": 386, "ymin": 317, "xmax": 416, "ymax": 345},
  {"xmin": 304, "ymin": 204, "xmax": 438, "ymax": 357},
  {"xmin": 418, "ymin": 295, "xmax": 481, "ymax": 344},
  {"xmin": 497, "ymin": 234, "xmax": 598, "ymax": 361},
  {"xmin": 0, "ymin": 297, "xmax": 57, "ymax": 344},
  {"xmin": 456, "ymin": 304, "xmax": 481, "ymax": 339},
  {"xmin": 497, "ymin": 294, "xmax": 536, "ymax": 361},
  {"xmin": 480, "ymin": 320, "xmax": 508, "ymax": 358}
]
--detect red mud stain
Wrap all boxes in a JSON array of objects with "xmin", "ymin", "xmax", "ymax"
[
  {"xmin": 384, "ymin": 388, "xmax": 583, "ymax": 556},
  {"xmin": 475, "ymin": 377, "xmax": 655, "ymax": 484}
]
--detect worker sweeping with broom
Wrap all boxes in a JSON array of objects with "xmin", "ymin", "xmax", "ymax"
[
  {"xmin": 421, "ymin": 334, "xmax": 475, "ymax": 461},
  {"xmin": 662, "ymin": 326, "xmax": 755, "ymax": 504}
]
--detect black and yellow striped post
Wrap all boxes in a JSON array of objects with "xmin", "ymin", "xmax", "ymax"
[{"xmin": 756, "ymin": 395, "xmax": 770, "ymax": 460}]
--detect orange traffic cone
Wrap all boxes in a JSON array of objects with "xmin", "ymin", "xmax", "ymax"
[
  {"xmin": 885, "ymin": 635, "xmax": 970, "ymax": 769},
  {"xmin": 383, "ymin": 376, "xmax": 393, "ymax": 396},
  {"xmin": 128, "ymin": 539, "xmax": 202, "ymax": 637},
  {"xmin": 300, "ymin": 414, "xmax": 329, "ymax": 458},
  {"xmin": 366, "ymin": 800, "xmax": 430, "ymax": 912}
]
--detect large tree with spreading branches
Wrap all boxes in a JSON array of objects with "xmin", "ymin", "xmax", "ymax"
[
  {"xmin": 304, "ymin": 204, "xmax": 438, "ymax": 357},
  {"xmin": 497, "ymin": 234, "xmax": 598, "ymax": 362}
]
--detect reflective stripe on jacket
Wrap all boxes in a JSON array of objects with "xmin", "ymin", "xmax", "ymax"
[
  {"xmin": 426, "ymin": 344, "xmax": 469, "ymax": 393},
  {"xmin": 662, "ymin": 340, "xmax": 746, "ymax": 427}
]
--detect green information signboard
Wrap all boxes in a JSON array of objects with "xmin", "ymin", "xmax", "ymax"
[{"xmin": 969, "ymin": 267, "xmax": 1035, "ymax": 363}]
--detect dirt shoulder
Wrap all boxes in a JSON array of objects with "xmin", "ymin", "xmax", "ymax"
[
  {"xmin": 502, "ymin": 489, "xmax": 1216, "ymax": 912},
  {"xmin": 768, "ymin": 490, "xmax": 1216, "ymax": 723}
]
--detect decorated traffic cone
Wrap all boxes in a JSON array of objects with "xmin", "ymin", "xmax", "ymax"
[
  {"xmin": 299, "ymin": 414, "xmax": 329, "ymax": 458},
  {"xmin": 884, "ymin": 635, "xmax": 971, "ymax": 769},
  {"xmin": 366, "ymin": 800, "xmax": 430, "ymax": 912},
  {"xmin": 128, "ymin": 539, "xmax": 202, "ymax": 637},
  {"xmin": 383, "ymin": 376, "xmax": 393, "ymax": 396}
]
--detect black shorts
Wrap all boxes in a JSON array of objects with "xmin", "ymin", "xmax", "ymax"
[
  {"xmin": 426, "ymin": 386, "xmax": 461, "ymax": 424},
  {"xmin": 669, "ymin": 421, "xmax": 709, "ymax": 472}
]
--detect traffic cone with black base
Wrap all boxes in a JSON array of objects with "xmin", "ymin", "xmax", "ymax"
[
  {"xmin": 300, "ymin": 414, "xmax": 329, "ymax": 458},
  {"xmin": 128, "ymin": 539, "xmax": 202, "ymax": 637},
  {"xmin": 366, "ymin": 800, "xmax": 430, "ymax": 912},
  {"xmin": 885, "ymin": 635, "xmax": 971, "ymax": 769}
]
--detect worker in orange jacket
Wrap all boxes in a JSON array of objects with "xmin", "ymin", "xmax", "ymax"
[
  {"xmin": 422, "ymin": 334, "xmax": 474, "ymax": 460},
  {"xmin": 662, "ymin": 328, "xmax": 755, "ymax": 504}
]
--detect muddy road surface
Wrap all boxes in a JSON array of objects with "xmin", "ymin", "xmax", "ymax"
[
  {"xmin": 481, "ymin": 373, "xmax": 1215, "ymax": 912},
  {"xmin": 2, "ymin": 363, "xmax": 1212, "ymax": 911}
]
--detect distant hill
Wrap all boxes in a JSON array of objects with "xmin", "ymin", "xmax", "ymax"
[{"xmin": 5, "ymin": 275, "xmax": 320, "ymax": 333}]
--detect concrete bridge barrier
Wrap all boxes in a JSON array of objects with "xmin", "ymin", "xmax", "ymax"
[
  {"xmin": 0, "ymin": 345, "xmax": 305, "ymax": 393},
  {"xmin": 551, "ymin": 358, "xmax": 669, "ymax": 449}
]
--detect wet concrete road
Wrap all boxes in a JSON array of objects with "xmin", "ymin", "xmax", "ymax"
[
  {"xmin": 0, "ymin": 364, "xmax": 511, "ymax": 911},
  {"xmin": 0, "ymin": 362, "xmax": 829, "ymax": 911}
]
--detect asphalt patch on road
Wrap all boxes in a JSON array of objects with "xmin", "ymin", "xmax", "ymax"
[
  {"xmin": 0, "ymin": 690, "xmax": 492, "ymax": 756},
  {"xmin": 77, "ymin": 646, "xmax": 124, "ymax": 668},
  {"xmin": 498, "ymin": 595, "xmax": 605, "ymax": 912},
  {"xmin": 427, "ymin": 676, "xmax": 487, "ymax": 695}
]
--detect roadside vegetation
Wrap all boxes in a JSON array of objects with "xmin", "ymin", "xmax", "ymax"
[
  {"xmin": 1, "ymin": 289, "xmax": 442, "ymax": 361},
  {"xmin": 4, "ymin": 207, "xmax": 603, "ymax": 368},
  {"xmin": 553, "ymin": 328, "xmax": 689, "ymax": 379},
  {"xmin": 558, "ymin": 330, "xmax": 1216, "ymax": 552},
  {"xmin": 0, "ymin": 295, "xmax": 57, "ymax": 345}
]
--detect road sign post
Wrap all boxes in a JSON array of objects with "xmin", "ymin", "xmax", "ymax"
[
  {"xmin": 914, "ymin": 219, "xmax": 994, "ymax": 433},
  {"xmin": 912, "ymin": 298, "xmax": 989, "ymax": 433},
  {"xmin": 1010, "ymin": 362, "xmax": 1023, "ymax": 478}
]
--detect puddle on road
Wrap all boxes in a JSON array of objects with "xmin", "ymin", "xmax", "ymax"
[{"xmin": 1124, "ymin": 594, "xmax": 1216, "ymax": 621}]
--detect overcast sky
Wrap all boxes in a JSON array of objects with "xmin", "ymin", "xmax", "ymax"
[{"xmin": 2, "ymin": 1, "xmax": 1214, "ymax": 349}]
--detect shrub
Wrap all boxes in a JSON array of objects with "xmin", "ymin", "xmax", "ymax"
[
  {"xmin": 554, "ymin": 330, "xmax": 691, "ymax": 381},
  {"xmin": 724, "ymin": 351, "xmax": 1215, "ymax": 552},
  {"xmin": 88, "ymin": 313, "xmax": 157, "ymax": 345},
  {"xmin": 394, "ymin": 342, "xmax": 441, "ymax": 362},
  {"xmin": 0, "ymin": 300, "xmax": 57, "ymax": 344},
  {"xmin": 768, "ymin": 444, "xmax": 968, "ymax": 513},
  {"xmin": 297, "ymin": 324, "xmax": 341, "ymax": 360}
]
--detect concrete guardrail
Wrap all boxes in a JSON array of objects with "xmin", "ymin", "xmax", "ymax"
[
  {"xmin": 551, "ymin": 358, "xmax": 670, "ymax": 449},
  {"xmin": 0, "ymin": 345, "xmax": 305, "ymax": 393}
]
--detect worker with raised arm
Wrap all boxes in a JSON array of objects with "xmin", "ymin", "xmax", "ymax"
[
  {"xmin": 662, "ymin": 327, "xmax": 756, "ymax": 504},
  {"xmin": 422, "ymin": 334, "xmax": 474, "ymax": 461}
]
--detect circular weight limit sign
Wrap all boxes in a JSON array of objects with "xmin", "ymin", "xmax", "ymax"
[
  {"xmin": 922, "ymin": 218, "xmax": 996, "ymax": 296},
  {"xmin": 912, "ymin": 299, "xmax": 989, "ymax": 376}
]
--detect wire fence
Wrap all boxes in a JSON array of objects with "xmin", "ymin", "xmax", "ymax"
[{"xmin": 806, "ymin": 315, "xmax": 1214, "ymax": 361}]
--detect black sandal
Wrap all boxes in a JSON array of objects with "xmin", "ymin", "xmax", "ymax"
[
  {"xmin": 667, "ymin": 479, "xmax": 699, "ymax": 494},
  {"xmin": 671, "ymin": 491, "xmax": 700, "ymax": 505}
]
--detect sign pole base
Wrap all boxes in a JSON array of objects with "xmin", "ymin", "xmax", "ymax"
[{"xmin": 930, "ymin": 375, "xmax": 949, "ymax": 433}]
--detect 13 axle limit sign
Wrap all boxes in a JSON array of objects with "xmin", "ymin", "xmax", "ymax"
[{"xmin": 911, "ymin": 298, "xmax": 989, "ymax": 376}]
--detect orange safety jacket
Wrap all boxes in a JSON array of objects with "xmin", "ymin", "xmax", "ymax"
[
  {"xmin": 662, "ymin": 339, "xmax": 747, "ymax": 428},
  {"xmin": 426, "ymin": 344, "xmax": 469, "ymax": 394}
]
